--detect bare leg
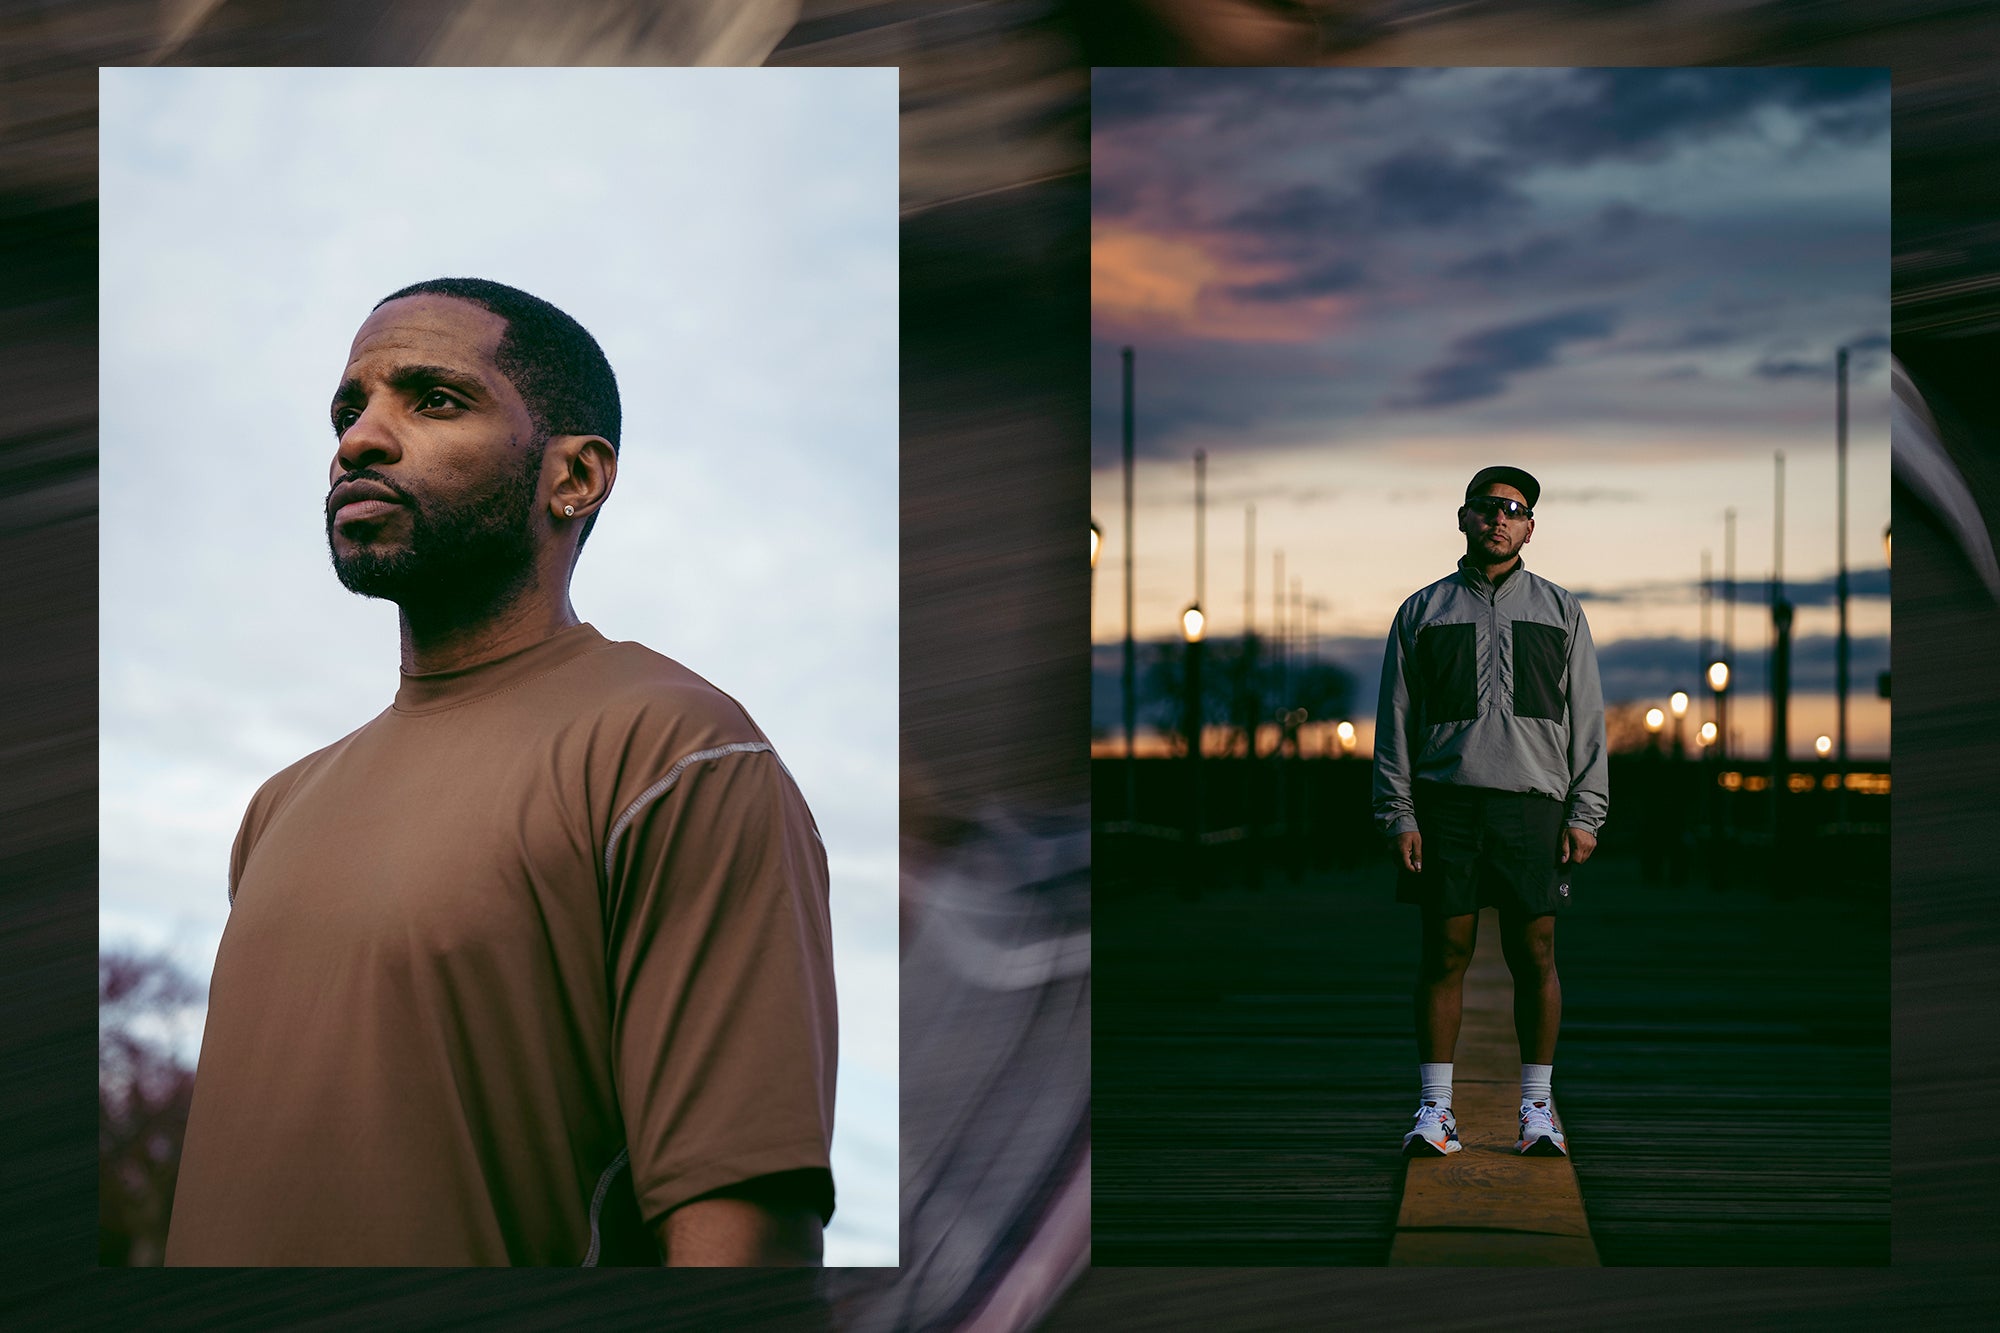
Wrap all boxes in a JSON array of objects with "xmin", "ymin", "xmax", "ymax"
[
  {"xmin": 1498, "ymin": 910, "xmax": 1560, "ymax": 1065},
  {"xmin": 1413, "ymin": 911, "xmax": 1479, "ymax": 1062}
]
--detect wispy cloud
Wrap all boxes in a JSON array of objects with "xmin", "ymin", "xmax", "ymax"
[{"xmin": 1400, "ymin": 305, "xmax": 1620, "ymax": 408}]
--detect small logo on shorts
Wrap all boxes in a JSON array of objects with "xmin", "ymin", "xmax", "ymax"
[{"xmin": 1557, "ymin": 880, "xmax": 1570, "ymax": 898}]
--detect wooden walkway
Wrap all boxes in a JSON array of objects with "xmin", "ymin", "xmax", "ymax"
[
  {"xmin": 1094, "ymin": 854, "xmax": 1888, "ymax": 1266},
  {"xmin": 1388, "ymin": 908, "xmax": 1598, "ymax": 1265}
]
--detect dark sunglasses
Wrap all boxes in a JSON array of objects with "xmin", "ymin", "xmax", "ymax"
[{"xmin": 1466, "ymin": 496, "xmax": 1533, "ymax": 521}]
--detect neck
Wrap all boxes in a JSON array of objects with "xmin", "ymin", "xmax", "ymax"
[
  {"xmin": 395, "ymin": 570, "xmax": 580, "ymax": 675},
  {"xmin": 1465, "ymin": 550, "xmax": 1522, "ymax": 581}
]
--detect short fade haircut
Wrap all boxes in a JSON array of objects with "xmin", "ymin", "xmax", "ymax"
[{"xmin": 374, "ymin": 277, "xmax": 620, "ymax": 546}]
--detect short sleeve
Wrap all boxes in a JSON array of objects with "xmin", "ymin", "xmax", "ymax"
[
  {"xmin": 602, "ymin": 747, "xmax": 838, "ymax": 1227},
  {"xmin": 227, "ymin": 803, "xmax": 255, "ymax": 907}
]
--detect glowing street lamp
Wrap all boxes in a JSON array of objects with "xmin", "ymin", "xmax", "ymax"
[
  {"xmin": 1181, "ymin": 601, "xmax": 1207, "ymax": 877},
  {"xmin": 1670, "ymin": 691, "xmax": 1689, "ymax": 718},
  {"xmin": 1646, "ymin": 707, "xmax": 1665, "ymax": 731},
  {"xmin": 1336, "ymin": 720, "xmax": 1356, "ymax": 754},
  {"xmin": 1668, "ymin": 690, "xmax": 1689, "ymax": 760},
  {"xmin": 1090, "ymin": 518, "xmax": 1103, "ymax": 642},
  {"xmin": 1698, "ymin": 722, "xmax": 1717, "ymax": 747},
  {"xmin": 1707, "ymin": 660, "xmax": 1731, "ymax": 762},
  {"xmin": 1815, "ymin": 734, "xmax": 1832, "ymax": 757}
]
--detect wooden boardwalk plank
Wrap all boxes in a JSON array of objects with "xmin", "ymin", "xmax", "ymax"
[{"xmin": 1389, "ymin": 909, "xmax": 1600, "ymax": 1264}]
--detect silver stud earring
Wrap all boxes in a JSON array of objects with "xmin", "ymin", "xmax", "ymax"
[{"xmin": 564, "ymin": 504, "xmax": 574, "ymax": 517}]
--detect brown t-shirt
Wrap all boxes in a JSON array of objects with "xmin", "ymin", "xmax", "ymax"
[{"xmin": 165, "ymin": 623, "xmax": 837, "ymax": 1266}]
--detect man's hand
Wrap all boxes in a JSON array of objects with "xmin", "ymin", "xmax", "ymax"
[
  {"xmin": 1560, "ymin": 827, "xmax": 1597, "ymax": 865},
  {"xmin": 1394, "ymin": 830, "xmax": 1423, "ymax": 874}
]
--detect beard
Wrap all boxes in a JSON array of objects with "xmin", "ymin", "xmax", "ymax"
[
  {"xmin": 1466, "ymin": 526, "xmax": 1526, "ymax": 563},
  {"xmin": 326, "ymin": 438, "xmax": 546, "ymax": 614}
]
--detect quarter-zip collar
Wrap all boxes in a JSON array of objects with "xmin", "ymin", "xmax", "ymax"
[{"xmin": 1457, "ymin": 553, "xmax": 1527, "ymax": 599}]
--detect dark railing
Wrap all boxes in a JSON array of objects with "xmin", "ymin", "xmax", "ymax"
[{"xmin": 1092, "ymin": 752, "xmax": 1889, "ymax": 898}]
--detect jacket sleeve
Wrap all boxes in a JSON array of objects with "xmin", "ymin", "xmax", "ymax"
[
  {"xmin": 1372, "ymin": 605, "xmax": 1419, "ymax": 837},
  {"xmin": 1563, "ymin": 603, "xmax": 1610, "ymax": 833}
]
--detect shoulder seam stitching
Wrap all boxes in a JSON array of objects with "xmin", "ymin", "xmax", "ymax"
[{"xmin": 602, "ymin": 741, "xmax": 774, "ymax": 881}]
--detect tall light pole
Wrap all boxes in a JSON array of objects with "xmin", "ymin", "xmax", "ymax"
[
  {"xmin": 1771, "ymin": 452, "xmax": 1792, "ymax": 840},
  {"xmin": 1242, "ymin": 505, "xmax": 1258, "ymax": 760},
  {"xmin": 1273, "ymin": 549, "xmax": 1286, "ymax": 704},
  {"xmin": 1836, "ymin": 344, "xmax": 1851, "ymax": 824},
  {"xmin": 1271, "ymin": 550, "xmax": 1288, "ymax": 842},
  {"xmin": 1291, "ymin": 578, "xmax": 1304, "ymax": 688},
  {"xmin": 1121, "ymin": 347, "xmax": 1137, "ymax": 821},
  {"xmin": 1670, "ymin": 690, "xmax": 1689, "ymax": 762},
  {"xmin": 1194, "ymin": 449, "xmax": 1207, "ymax": 615},
  {"xmin": 1700, "ymin": 549, "xmax": 1712, "ymax": 735},
  {"xmin": 1708, "ymin": 658, "xmax": 1731, "ymax": 892},
  {"xmin": 1191, "ymin": 449, "xmax": 1206, "ymax": 755},
  {"xmin": 1724, "ymin": 507, "xmax": 1736, "ymax": 757},
  {"xmin": 1182, "ymin": 602, "xmax": 1206, "ymax": 883},
  {"xmin": 1709, "ymin": 659, "xmax": 1731, "ymax": 764},
  {"xmin": 1244, "ymin": 505, "xmax": 1256, "ymax": 641}
]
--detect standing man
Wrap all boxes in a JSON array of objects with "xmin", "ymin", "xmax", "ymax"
[
  {"xmin": 166, "ymin": 278, "xmax": 838, "ymax": 1266},
  {"xmin": 1372, "ymin": 466, "xmax": 1608, "ymax": 1159}
]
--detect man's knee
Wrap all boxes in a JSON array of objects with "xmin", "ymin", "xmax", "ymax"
[
  {"xmin": 1501, "ymin": 921, "xmax": 1556, "ymax": 976},
  {"xmin": 1419, "ymin": 919, "xmax": 1477, "ymax": 981}
]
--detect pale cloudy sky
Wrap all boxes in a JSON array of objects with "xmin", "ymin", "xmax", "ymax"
[
  {"xmin": 99, "ymin": 67, "xmax": 898, "ymax": 1264},
  {"xmin": 1092, "ymin": 68, "xmax": 1890, "ymax": 758}
]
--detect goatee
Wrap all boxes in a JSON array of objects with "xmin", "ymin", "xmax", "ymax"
[{"xmin": 327, "ymin": 442, "xmax": 545, "ymax": 614}]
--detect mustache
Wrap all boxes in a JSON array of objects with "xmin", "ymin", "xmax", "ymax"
[{"xmin": 326, "ymin": 469, "xmax": 418, "ymax": 516}]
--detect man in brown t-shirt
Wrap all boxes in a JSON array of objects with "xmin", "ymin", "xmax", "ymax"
[{"xmin": 165, "ymin": 278, "xmax": 837, "ymax": 1266}]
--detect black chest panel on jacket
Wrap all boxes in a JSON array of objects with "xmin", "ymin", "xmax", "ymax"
[
  {"xmin": 1512, "ymin": 620, "xmax": 1568, "ymax": 721},
  {"xmin": 1414, "ymin": 621, "xmax": 1477, "ymax": 726}
]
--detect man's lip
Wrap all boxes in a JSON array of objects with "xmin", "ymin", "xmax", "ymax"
[
  {"xmin": 332, "ymin": 498, "xmax": 402, "ymax": 527},
  {"xmin": 328, "ymin": 479, "xmax": 404, "ymax": 523}
]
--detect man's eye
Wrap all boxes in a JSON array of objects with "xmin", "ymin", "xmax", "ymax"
[
  {"xmin": 420, "ymin": 389, "xmax": 459, "ymax": 411},
  {"xmin": 333, "ymin": 408, "xmax": 359, "ymax": 433}
]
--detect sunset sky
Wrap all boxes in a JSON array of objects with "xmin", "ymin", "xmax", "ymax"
[{"xmin": 1091, "ymin": 67, "xmax": 1890, "ymax": 758}]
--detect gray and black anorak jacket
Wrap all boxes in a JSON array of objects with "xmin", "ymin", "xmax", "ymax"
[{"xmin": 1372, "ymin": 556, "xmax": 1609, "ymax": 838}]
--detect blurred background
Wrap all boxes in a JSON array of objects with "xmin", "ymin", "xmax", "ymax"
[
  {"xmin": 1, "ymin": 0, "xmax": 1995, "ymax": 1324},
  {"xmin": 95, "ymin": 66, "xmax": 899, "ymax": 1267}
]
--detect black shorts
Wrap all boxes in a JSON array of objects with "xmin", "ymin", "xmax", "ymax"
[{"xmin": 1394, "ymin": 781, "xmax": 1569, "ymax": 917}]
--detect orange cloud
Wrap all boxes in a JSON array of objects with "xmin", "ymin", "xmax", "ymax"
[{"xmin": 1093, "ymin": 225, "xmax": 1354, "ymax": 344}]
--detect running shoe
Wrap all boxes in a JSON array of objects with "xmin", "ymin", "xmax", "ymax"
[
  {"xmin": 1402, "ymin": 1101, "xmax": 1462, "ymax": 1156},
  {"xmin": 1516, "ymin": 1100, "xmax": 1568, "ymax": 1156}
]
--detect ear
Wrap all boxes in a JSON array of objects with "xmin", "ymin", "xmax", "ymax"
[{"xmin": 547, "ymin": 434, "xmax": 617, "ymax": 523}]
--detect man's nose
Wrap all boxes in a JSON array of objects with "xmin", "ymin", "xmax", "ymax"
[{"xmin": 334, "ymin": 403, "xmax": 402, "ymax": 474}]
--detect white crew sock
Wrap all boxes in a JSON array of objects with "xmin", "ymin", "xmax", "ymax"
[
  {"xmin": 1521, "ymin": 1063, "xmax": 1554, "ymax": 1107},
  {"xmin": 1419, "ymin": 1062, "xmax": 1453, "ymax": 1108}
]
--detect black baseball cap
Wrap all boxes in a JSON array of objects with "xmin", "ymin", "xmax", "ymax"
[{"xmin": 1465, "ymin": 465, "xmax": 1540, "ymax": 510}]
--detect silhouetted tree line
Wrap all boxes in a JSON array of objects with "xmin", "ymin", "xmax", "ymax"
[
  {"xmin": 100, "ymin": 949, "xmax": 203, "ymax": 1266},
  {"xmin": 1143, "ymin": 634, "xmax": 1354, "ymax": 755}
]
